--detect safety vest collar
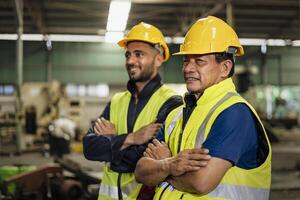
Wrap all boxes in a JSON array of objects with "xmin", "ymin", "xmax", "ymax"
[
  {"xmin": 196, "ymin": 78, "xmax": 236, "ymax": 105},
  {"xmin": 126, "ymin": 74, "xmax": 162, "ymax": 99}
]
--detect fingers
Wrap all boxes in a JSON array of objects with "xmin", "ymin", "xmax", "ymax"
[
  {"xmin": 189, "ymin": 148, "xmax": 209, "ymax": 154},
  {"xmin": 94, "ymin": 120, "xmax": 102, "ymax": 134},
  {"xmin": 148, "ymin": 142, "xmax": 155, "ymax": 149},
  {"xmin": 152, "ymin": 139, "xmax": 162, "ymax": 146},
  {"xmin": 94, "ymin": 118, "xmax": 116, "ymax": 135},
  {"xmin": 187, "ymin": 153, "xmax": 211, "ymax": 161},
  {"xmin": 100, "ymin": 117, "xmax": 113, "ymax": 128},
  {"xmin": 187, "ymin": 160, "xmax": 209, "ymax": 167},
  {"xmin": 143, "ymin": 147, "xmax": 155, "ymax": 158},
  {"xmin": 173, "ymin": 148, "xmax": 211, "ymax": 168},
  {"xmin": 98, "ymin": 118, "xmax": 107, "ymax": 130}
]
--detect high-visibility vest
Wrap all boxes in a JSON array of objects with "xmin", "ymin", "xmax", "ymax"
[
  {"xmin": 154, "ymin": 78, "xmax": 271, "ymax": 200},
  {"xmin": 98, "ymin": 85, "xmax": 178, "ymax": 200}
]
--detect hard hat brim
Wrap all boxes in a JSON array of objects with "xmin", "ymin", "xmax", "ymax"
[{"xmin": 117, "ymin": 38, "xmax": 170, "ymax": 61}]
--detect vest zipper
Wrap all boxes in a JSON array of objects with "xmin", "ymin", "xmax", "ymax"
[
  {"xmin": 117, "ymin": 173, "xmax": 123, "ymax": 200},
  {"xmin": 130, "ymin": 96, "xmax": 138, "ymax": 131},
  {"xmin": 177, "ymin": 129, "xmax": 184, "ymax": 153}
]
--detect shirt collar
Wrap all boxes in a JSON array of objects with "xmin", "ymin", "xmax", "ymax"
[
  {"xmin": 127, "ymin": 74, "xmax": 162, "ymax": 99},
  {"xmin": 184, "ymin": 93, "xmax": 197, "ymax": 108}
]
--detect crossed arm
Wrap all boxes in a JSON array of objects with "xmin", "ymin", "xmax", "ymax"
[
  {"xmin": 83, "ymin": 117, "xmax": 161, "ymax": 161},
  {"xmin": 134, "ymin": 139, "xmax": 232, "ymax": 195}
]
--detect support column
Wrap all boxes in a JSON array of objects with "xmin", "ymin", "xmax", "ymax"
[
  {"xmin": 226, "ymin": 0, "xmax": 234, "ymax": 28},
  {"xmin": 14, "ymin": 0, "xmax": 24, "ymax": 153}
]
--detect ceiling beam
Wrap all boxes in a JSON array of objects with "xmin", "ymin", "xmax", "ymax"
[
  {"xmin": 233, "ymin": 0, "xmax": 299, "ymax": 6},
  {"xmin": 47, "ymin": 27, "xmax": 101, "ymax": 34},
  {"xmin": 45, "ymin": 2, "xmax": 107, "ymax": 18},
  {"xmin": 24, "ymin": 0, "xmax": 47, "ymax": 34}
]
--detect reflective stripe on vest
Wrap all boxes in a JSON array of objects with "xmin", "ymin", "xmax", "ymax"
[
  {"xmin": 99, "ymin": 180, "xmax": 140, "ymax": 199},
  {"xmin": 195, "ymin": 92, "xmax": 240, "ymax": 147},
  {"xmin": 166, "ymin": 92, "xmax": 239, "ymax": 142},
  {"xmin": 207, "ymin": 184, "xmax": 270, "ymax": 200},
  {"xmin": 167, "ymin": 108, "xmax": 183, "ymax": 136},
  {"xmin": 158, "ymin": 181, "xmax": 175, "ymax": 191},
  {"xmin": 158, "ymin": 183, "xmax": 270, "ymax": 200}
]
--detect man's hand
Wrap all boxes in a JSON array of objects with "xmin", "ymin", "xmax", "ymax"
[
  {"xmin": 144, "ymin": 139, "xmax": 171, "ymax": 160},
  {"xmin": 121, "ymin": 123, "xmax": 161, "ymax": 150},
  {"xmin": 94, "ymin": 117, "xmax": 116, "ymax": 135},
  {"xmin": 169, "ymin": 148, "xmax": 211, "ymax": 177},
  {"xmin": 131, "ymin": 123, "xmax": 162, "ymax": 145}
]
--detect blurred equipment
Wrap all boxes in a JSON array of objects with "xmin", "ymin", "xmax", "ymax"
[
  {"xmin": 234, "ymin": 65, "xmax": 257, "ymax": 94},
  {"xmin": 25, "ymin": 105, "xmax": 37, "ymax": 134},
  {"xmin": 36, "ymin": 80, "xmax": 70, "ymax": 137},
  {"xmin": 48, "ymin": 117, "xmax": 77, "ymax": 158},
  {"xmin": 1, "ymin": 159, "xmax": 100, "ymax": 200},
  {"xmin": 1, "ymin": 164, "xmax": 65, "ymax": 200}
]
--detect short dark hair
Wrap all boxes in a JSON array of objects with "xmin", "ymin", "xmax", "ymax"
[
  {"xmin": 214, "ymin": 53, "xmax": 235, "ymax": 77},
  {"xmin": 126, "ymin": 41, "xmax": 164, "ymax": 57}
]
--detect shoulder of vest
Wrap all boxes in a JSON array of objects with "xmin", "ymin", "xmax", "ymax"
[
  {"xmin": 111, "ymin": 91, "xmax": 131, "ymax": 102},
  {"xmin": 155, "ymin": 85, "xmax": 177, "ymax": 98}
]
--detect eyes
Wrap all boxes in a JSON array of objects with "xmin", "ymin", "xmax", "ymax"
[
  {"xmin": 125, "ymin": 51, "xmax": 145, "ymax": 60},
  {"xmin": 183, "ymin": 57, "xmax": 206, "ymax": 66}
]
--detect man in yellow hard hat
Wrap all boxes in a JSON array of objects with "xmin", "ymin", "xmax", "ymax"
[
  {"xmin": 83, "ymin": 22, "xmax": 182, "ymax": 200},
  {"xmin": 135, "ymin": 16, "xmax": 271, "ymax": 200}
]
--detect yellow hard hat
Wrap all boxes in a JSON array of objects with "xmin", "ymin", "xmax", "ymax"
[
  {"xmin": 118, "ymin": 22, "xmax": 170, "ymax": 61},
  {"xmin": 174, "ymin": 16, "xmax": 244, "ymax": 56}
]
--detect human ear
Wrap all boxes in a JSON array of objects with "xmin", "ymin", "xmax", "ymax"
[
  {"xmin": 154, "ymin": 53, "xmax": 164, "ymax": 68},
  {"xmin": 221, "ymin": 59, "xmax": 233, "ymax": 78}
]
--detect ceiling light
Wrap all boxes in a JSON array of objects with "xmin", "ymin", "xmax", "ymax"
[
  {"xmin": 239, "ymin": 38, "xmax": 265, "ymax": 46},
  {"xmin": 266, "ymin": 39, "xmax": 286, "ymax": 46},
  {"xmin": 0, "ymin": 34, "xmax": 18, "ymax": 40},
  {"xmin": 49, "ymin": 34, "xmax": 105, "ymax": 42},
  {"xmin": 22, "ymin": 34, "xmax": 44, "ymax": 41},
  {"xmin": 106, "ymin": 0, "xmax": 131, "ymax": 32},
  {"xmin": 172, "ymin": 37, "xmax": 184, "ymax": 44},
  {"xmin": 292, "ymin": 40, "xmax": 300, "ymax": 46},
  {"xmin": 105, "ymin": 31, "xmax": 124, "ymax": 43}
]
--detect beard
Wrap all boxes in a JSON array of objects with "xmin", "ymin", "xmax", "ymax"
[{"xmin": 126, "ymin": 61, "xmax": 155, "ymax": 83}]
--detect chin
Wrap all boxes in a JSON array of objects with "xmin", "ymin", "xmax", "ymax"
[{"xmin": 186, "ymin": 85, "xmax": 199, "ymax": 92}]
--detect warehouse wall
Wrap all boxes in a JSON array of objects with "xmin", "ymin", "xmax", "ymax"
[{"xmin": 1, "ymin": 40, "xmax": 299, "ymax": 86}]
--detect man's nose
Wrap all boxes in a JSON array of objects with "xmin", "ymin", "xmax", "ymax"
[
  {"xmin": 126, "ymin": 55, "xmax": 137, "ymax": 65},
  {"xmin": 183, "ymin": 61, "xmax": 196, "ymax": 73}
]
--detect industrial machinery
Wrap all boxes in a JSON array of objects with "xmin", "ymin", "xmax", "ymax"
[{"xmin": 0, "ymin": 159, "xmax": 100, "ymax": 200}]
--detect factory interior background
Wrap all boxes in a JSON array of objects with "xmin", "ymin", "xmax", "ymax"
[{"xmin": 1, "ymin": 0, "xmax": 300, "ymax": 199}]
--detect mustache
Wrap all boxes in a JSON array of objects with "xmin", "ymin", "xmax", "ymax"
[
  {"xmin": 184, "ymin": 73, "xmax": 200, "ymax": 81},
  {"xmin": 126, "ymin": 64, "xmax": 137, "ymax": 69}
]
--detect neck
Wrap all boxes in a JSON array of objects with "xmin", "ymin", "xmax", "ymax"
[
  {"xmin": 194, "ymin": 92, "xmax": 203, "ymax": 100},
  {"xmin": 135, "ymin": 80, "xmax": 150, "ymax": 94}
]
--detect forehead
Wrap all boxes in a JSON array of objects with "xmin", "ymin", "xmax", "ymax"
[
  {"xmin": 184, "ymin": 54, "xmax": 215, "ymax": 60},
  {"xmin": 126, "ymin": 41, "xmax": 153, "ymax": 51}
]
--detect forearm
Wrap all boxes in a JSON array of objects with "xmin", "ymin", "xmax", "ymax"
[
  {"xmin": 135, "ymin": 157, "xmax": 171, "ymax": 186},
  {"xmin": 169, "ymin": 158, "xmax": 232, "ymax": 195},
  {"xmin": 110, "ymin": 138, "xmax": 145, "ymax": 173},
  {"xmin": 121, "ymin": 133, "xmax": 136, "ymax": 150},
  {"xmin": 168, "ymin": 172, "xmax": 205, "ymax": 194},
  {"xmin": 83, "ymin": 132, "xmax": 112, "ymax": 162}
]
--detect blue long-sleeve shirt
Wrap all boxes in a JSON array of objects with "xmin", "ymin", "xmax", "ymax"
[{"xmin": 83, "ymin": 75, "xmax": 182, "ymax": 172}]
